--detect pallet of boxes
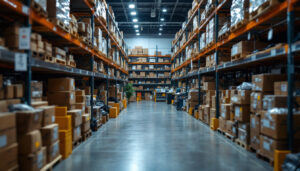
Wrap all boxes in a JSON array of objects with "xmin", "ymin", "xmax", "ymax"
[
  {"xmin": 250, "ymin": 74, "xmax": 300, "ymax": 164},
  {"xmin": 47, "ymin": 78, "xmax": 78, "ymax": 158},
  {"xmin": 187, "ymin": 88, "xmax": 199, "ymax": 117},
  {"xmin": 202, "ymin": 78, "xmax": 216, "ymax": 126}
]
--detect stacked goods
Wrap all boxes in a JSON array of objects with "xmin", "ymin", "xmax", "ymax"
[
  {"xmin": 40, "ymin": 122, "xmax": 60, "ymax": 163},
  {"xmin": 66, "ymin": 54, "xmax": 76, "ymax": 68},
  {"xmin": 0, "ymin": 113, "xmax": 18, "ymax": 170},
  {"xmin": 0, "ymin": 75, "xmax": 23, "ymax": 108},
  {"xmin": 187, "ymin": 89, "xmax": 199, "ymax": 113},
  {"xmin": 231, "ymin": 41, "xmax": 266, "ymax": 61},
  {"xmin": 249, "ymin": 0, "xmax": 280, "ymax": 20},
  {"xmin": 130, "ymin": 46, "xmax": 149, "ymax": 55},
  {"xmin": 31, "ymin": 33, "xmax": 45, "ymax": 57},
  {"xmin": 94, "ymin": 0, "xmax": 107, "ymax": 23},
  {"xmin": 230, "ymin": 0, "xmax": 249, "ymax": 30},
  {"xmin": 69, "ymin": 14, "xmax": 78, "ymax": 37},
  {"xmin": 78, "ymin": 19, "xmax": 92, "ymax": 45},
  {"xmin": 27, "ymin": 0, "xmax": 47, "ymax": 17},
  {"xmin": 47, "ymin": 0, "xmax": 71, "ymax": 31},
  {"xmin": 31, "ymin": 81, "xmax": 43, "ymax": 103},
  {"xmin": 81, "ymin": 113, "xmax": 91, "ymax": 140},
  {"xmin": 47, "ymin": 77, "xmax": 76, "ymax": 110},
  {"xmin": 44, "ymin": 41, "xmax": 53, "ymax": 59},
  {"xmin": 16, "ymin": 109, "xmax": 47, "ymax": 170},
  {"xmin": 55, "ymin": 107, "xmax": 72, "ymax": 159},
  {"xmin": 3, "ymin": 23, "xmax": 21, "ymax": 50},
  {"xmin": 205, "ymin": 0, "xmax": 215, "ymax": 17},
  {"xmin": 67, "ymin": 110, "xmax": 82, "ymax": 144},
  {"xmin": 54, "ymin": 47, "xmax": 67, "ymax": 65}
]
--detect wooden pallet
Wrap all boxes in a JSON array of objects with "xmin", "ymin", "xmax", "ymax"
[
  {"xmin": 31, "ymin": 1, "xmax": 47, "ymax": 18},
  {"xmin": 218, "ymin": 31, "xmax": 229, "ymax": 41},
  {"xmin": 80, "ymin": 37, "xmax": 92, "ymax": 47},
  {"xmin": 249, "ymin": 0, "xmax": 279, "ymax": 21},
  {"xmin": 256, "ymin": 150, "xmax": 274, "ymax": 166},
  {"xmin": 50, "ymin": 18, "xmax": 70, "ymax": 33},
  {"xmin": 235, "ymin": 139, "xmax": 250, "ymax": 150},
  {"xmin": 206, "ymin": 5, "xmax": 215, "ymax": 17},
  {"xmin": 67, "ymin": 60, "xmax": 76, "ymax": 68},
  {"xmin": 231, "ymin": 54, "xmax": 244, "ymax": 61},
  {"xmin": 82, "ymin": 130, "xmax": 92, "ymax": 141},
  {"xmin": 32, "ymin": 51, "xmax": 45, "ymax": 58},
  {"xmin": 40, "ymin": 155, "xmax": 62, "ymax": 171},
  {"xmin": 72, "ymin": 137, "xmax": 83, "ymax": 149},
  {"xmin": 230, "ymin": 19, "xmax": 248, "ymax": 32},
  {"xmin": 42, "ymin": 55, "xmax": 55, "ymax": 63},
  {"xmin": 55, "ymin": 58, "xmax": 66, "ymax": 65},
  {"xmin": 249, "ymin": 145, "xmax": 258, "ymax": 153}
]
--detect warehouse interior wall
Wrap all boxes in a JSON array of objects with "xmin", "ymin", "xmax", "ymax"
[{"xmin": 125, "ymin": 38, "xmax": 173, "ymax": 55}]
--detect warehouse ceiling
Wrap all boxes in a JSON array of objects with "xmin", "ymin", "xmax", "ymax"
[{"xmin": 106, "ymin": 0, "xmax": 193, "ymax": 38}]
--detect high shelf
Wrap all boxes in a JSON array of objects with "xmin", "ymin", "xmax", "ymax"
[{"xmin": 170, "ymin": 0, "xmax": 300, "ymax": 156}]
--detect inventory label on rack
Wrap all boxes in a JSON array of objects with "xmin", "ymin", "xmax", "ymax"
[
  {"xmin": 14, "ymin": 53, "xmax": 27, "ymax": 71},
  {"xmin": 19, "ymin": 27, "xmax": 31, "ymax": 50}
]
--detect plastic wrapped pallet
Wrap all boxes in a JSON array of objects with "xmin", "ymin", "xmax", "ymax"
[
  {"xmin": 193, "ymin": 15, "xmax": 198, "ymax": 32},
  {"xmin": 230, "ymin": 0, "xmax": 249, "ymax": 27},
  {"xmin": 33, "ymin": 0, "xmax": 47, "ymax": 12},
  {"xmin": 47, "ymin": 0, "xmax": 71, "ymax": 26},
  {"xmin": 200, "ymin": 33, "xmax": 206, "ymax": 50},
  {"xmin": 249, "ymin": 0, "xmax": 267, "ymax": 13}
]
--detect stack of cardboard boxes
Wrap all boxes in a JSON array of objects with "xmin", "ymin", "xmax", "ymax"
[
  {"xmin": 131, "ymin": 46, "xmax": 148, "ymax": 55},
  {"xmin": 0, "ymin": 74, "xmax": 23, "ymax": 108},
  {"xmin": 75, "ymin": 90, "xmax": 91, "ymax": 139}
]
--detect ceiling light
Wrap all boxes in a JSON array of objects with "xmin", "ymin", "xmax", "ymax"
[
  {"xmin": 158, "ymin": 33, "xmax": 162, "ymax": 36},
  {"xmin": 162, "ymin": 8, "xmax": 167, "ymax": 12},
  {"xmin": 136, "ymin": 33, "xmax": 140, "ymax": 36},
  {"xmin": 160, "ymin": 18, "xmax": 165, "ymax": 21},
  {"xmin": 130, "ymin": 11, "xmax": 136, "ymax": 16},
  {"xmin": 132, "ymin": 18, "xmax": 138, "ymax": 22},
  {"xmin": 135, "ymin": 30, "xmax": 139, "ymax": 32},
  {"xmin": 160, "ymin": 24, "xmax": 163, "ymax": 27},
  {"xmin": 159, "ymin": 28, "xmax": 163, "ymax": 31},
  {"xmin": 129, "ymin": 3, "xmax": 135, "ymax": 9},
  {"xmin": 134, "ymin": 25, "xmax": 139, "ymax": 28}
]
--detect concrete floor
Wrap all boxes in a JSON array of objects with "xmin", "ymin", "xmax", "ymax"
[{"xmin": 55, "ymin": 101, "xmax": 272, "ymax": 171}]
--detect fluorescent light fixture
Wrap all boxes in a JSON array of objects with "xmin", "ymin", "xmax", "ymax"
[
  {"xmin": 130, "ymin": 11, "xmax": 137, "ymax": 16},
  {"xmin": 160, "ymin": 24, "xmax": 163, "ymax": 27},
  {"xmin": 158, "ymin": 33, "xmax": 162, "ymax": 36},
  {"xmin": 136, "ymin": 33, "xmax": 140, "ymax": 36},
  {"xmin": 162, "ymin": 8, "xmax": 167, "ymax": 12},
  {"xmin": 135, "ymin": 29, "xmax": 139, "ymax": 32},
  {"xmin": 129, "ymin": 4, "xmax": 135, "ymax": 9},
  {"xmin": 134, "ymin": 25, "xmax": 139, "ymax": 28},
  {"xmin": 160, "ymin": 18, "xmax": 165, "ymax": 21},
  {"xmin": 159, "ymin": 28, "xmax": 163, "ymax": 31},
  {"xmin": 132, "ymin": 18, "xmax": 138, "ymax": 22}
]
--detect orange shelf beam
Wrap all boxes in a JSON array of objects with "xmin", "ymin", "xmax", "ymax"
[
  {"xmin": 129, "ymin": 55, "xmax": 171, "ymax": 58},
  {"xmin": 129, "ymin": 62, "xmax": 171, "ymax": 65}
]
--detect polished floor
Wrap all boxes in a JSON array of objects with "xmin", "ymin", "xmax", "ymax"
[{"xmin": 55, "ymin": 101, "xmax": 272, "ymax": 171}]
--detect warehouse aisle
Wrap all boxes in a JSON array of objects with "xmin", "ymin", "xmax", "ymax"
[{"xmin": 55, "ymin": 101, "xmax": 271, "ymax": 171}]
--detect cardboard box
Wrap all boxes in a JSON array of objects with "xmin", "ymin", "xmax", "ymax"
[
  {"xmin": 234, "ymin": 105, "xmax": 250, "ymax": 122},
  {"xmin": 5, "ymin": 85, "xmax": 14, "ymax": 99},
  {"xmin": 219, "ymin": 117, "xmax": 226, "ymax": 131},
  {"xmin": 75, "ymin": 90, "xmax": 85, "ymax": 96},
  {"xmin": 221, "ymin": 104, "xmax": 231, "ymax": 120},
  {"xmin": 41, "ymin": 124, "xmax": 59, "ymax": 146},
  {"xmin": 259, "ymin": 135, "xmax": 288, "ymax": 160},
  {"xmin": 81, "ymin": 121, "xmax": 90, "ymax": 133},
  {"xmin": 6, "ymin": 99, "xmax": 21, "ymax": 106},
  {"xmin": 225, "ymin": 120, "xmax": 234, "ymax": 135},
  {"xmin": 0, "ymin": 100, "xmax": 8, "ymax": 112},
  {"xmin": 67, "ymin": 109, "xmax": 83, "ymax": 127},
  {"xmin": 13, "ymin": 84, "xmax": 23, "ymax": 98},
  {"xmin": 37, "ymin": 106, "xmax": 55, "ymax": 126},
  {"xmin": 203, "ymin": 82, "xmax": 215, "ymax": 90},
  {"xmin": 250, "ymin": 92, "xmax": 272, "ymax": 113},
  {"xmin": 18, "ymin": 130, "xmax": 42, "ymax": 154},
  {"xmin": 16, "ymin": 110, "xmax": 43, "ymax": 135},
  {"xmin": 55, "ymin": 107, "xmax": 67, "ymax": 116},
  {"xmin": 250, "ymin": 113, "xmax": 260, "ymax": 150},
  {"xmin": 262, "ymin": 95, "xmax": 287, "ymax": 110},
  {"xmin": 75, "ymin": 95, "xmax": 85, "ymax": 103},
  {"xmin": 261, "ymin": 110, "xmax": 300, "ymax": 140},
  {"xmin": 0, "ymin": 112, "xmax": 16, "ymax": 149},
  {"xmin": 72, "ymin": 126, "xmax": 81, "ymax": 142},
  {"xmin": 205, "ymin": 90, "xmax": 215, "ymax": 106},
  {"xmin": 252, "ymin": 74, "xmax": 286, "ymax": 92},
  {"xmin": 0, "ymin": 143, "xmax": 18, "ymax": 170},
  {"xmin": 55, "ymin": 116, "xmax": 72, "ymax": 131},
  {"xmin": 231, "ymin": 90, "xmax": 251, "ymax": 105},
  {"xmin": 48, "ymin": 78, "xmax": 75, "ymax": 92},
  {"xmin": 31, "ymin": 81, "xmax": 43, "ymax": 98},
  {"xmin": 46, "ymin": 141, "xmax": 60, "ymax": 163},
  {"xmin": 19, "ymin": 147, "xmax": 46, "ymax": 171},
  {"xmin": 47, "ymin": 91, "xmax": 76, "ymax": 106},
  {"xmin": 75, "ymin": 103, "xmax": 85, "ymax": 112}
]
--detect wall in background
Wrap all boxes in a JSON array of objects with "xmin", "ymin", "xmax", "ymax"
[{"xmin": 125, "ymin": 38, "xmax": 173, "ymax": 55}]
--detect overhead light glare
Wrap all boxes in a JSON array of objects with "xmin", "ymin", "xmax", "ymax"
[
  {"xmin": 136, "ymin": 33, "xmax": 140, "ymax": 36},
  {"xmin": 129, "ymin": 4, "xmax": 135, "ymax": 9},
  {"xmin": 130, "ymin": 11, "xmax": 137, "ymax": 16},
  {"xmin": 159, "ymin": 28, "xmax": 163, "ymax": 31},
  {"xmin": 160, "ymin": 24, "xmax": 163, "ymax": 27},
  {"xmin": 134, "ymin": 25, "xmax": 139, "ymax": 28},
  {"xmin": 159, "ymin": 33, "xmax": 162, "ymax": 36},
  {"xmin": 132, "ymin": 18, "xmax": 138, "ymax": 22},
  {"xmin": 160, "ymin": 18, "xmax": 165, "ymax": 21},
  {"xmin": 135, "ymin": 29, "xmax": 139, "ymax": 32},
  {"xmin": 162, "ymin": 8, "xmax": 167, "ymax": 12}
]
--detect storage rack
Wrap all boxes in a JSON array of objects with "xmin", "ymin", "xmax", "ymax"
[
  {"xmin": 128, "ymin": 54, "xmax": 172, "ymax": 98},
  {"xmin": 170, "ymin": 0, "xmax": 299, "ymax": 151},
  {"xmin": 0, "ymin": 0, "xmax": 128, "ymax": 125}
]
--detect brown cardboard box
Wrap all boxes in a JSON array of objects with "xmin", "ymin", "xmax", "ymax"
[
  {"xmin": 18, "ymin": 130, "xmax": 42, "ymax": 154},
  {"xmin": 85, "ymin": 87, "xmax": 91, "ymax": 95},
  {"xmin": 13, "ymin": 84, "xmax": 23, "ymax": 98},
  {"xmin": 252, "ymin": 74, "xmax": 286, "ymax": 92},
  {"xmin": 75, "ymin": 103, "xmax": 85, "ymax": 112},
  {"xmin": 210, "ymin": 108, "xmax": 216, "ymax": 119},
  {"xmin": 0, "ymin": 143, "xmax": 18, "ymax": 170},
  {"xmin": 219, "ymin": 117, "xmax": 226, "ymax": 131},
  {"xmin": 82, "ymin": 114, "xmax": 90, "ymax": 123},
  {"xmin": 250, "ymin": 92, "xmax": 272, "ymax": 113},
  {"xmin": 37, "ymin": 106, "xmax": 55, "ymax": 126},
  {"xmin": 5, "ymin": 85, "xmax": 14, "ymax": 99},
  {"xmin": 225, "ymin": 120, "xmax": 234, "ymax": 135},
  {"xmin": 41, "ymin": 124, "xmax": 59, "ymax": 146},
  {"xmin": 46, "ymin": 140, "xmax": 60, "ymax": 163},
  {"xmin": 72, "ymin": 126, "xmax": 81, "ymax": 142},
  {"xmin": 0, "ymin": 112, "xmax": 16, "ymax": 149},
  {"xmin": 16, "ymin": 110, "xmax": 43, "ymax": 135},
  {"xmin": 67, "ymin": 109, "xmax": 83, "ymax": 127},
  {"xmin": 250, "ymin": 113, "xmax": 260, "ymax": 150},
  {"xmin": 234, "ymin": 105, "xmax": 250, "ymax": 122},
  {"xmin": 232, "ymin": 90, "xmax": 251, "ymax": 105},
  {"xmin": 203, "ymin": 82, "xmax": 215, "ymax": 90},
  {"xmin": 19, "ymin": 147, "xmax": 46, "ymax": 171},
  {"xmin": 261, "ymin": 110, "xmax": 300, "ymax": 140},
  {"xmin": 47, "ymin": 91, "xmax": 76, "ymax": 106},
  {"xmin": 6, "ymin": 99, "xmax": 21, "ymax": 106},
  {"xmin": 238, "ymin": 128, "xmax": 249, "ymax": 144},
  {"xmin": 221, "ymin": 104, "xmax": 231, "ymax": 120},
  {"xmin": 0, "ymin": 100, "xmax": 8, "ymax": 112},
  {"xmin": 274, "ymin": 81, "xmax": 300, "ymax": 96},
  {"xmin": 48, "ymin": 78, "xmax": 75, "ymax": 92},
  {"xmin": 143, "ymin": 48, "xmax": 148, "ymax": 55},
  {"xmin": 81, "ymin": 121, "xmax": 90, "ymax": 133},
  {"xmin": 31, "ymin": 81, "xmax": 43, "ymax": 99},
  {"xmin": 76, "ymin": 95, "xmax": 85, "ymax": 103},
  {"xmin": 262, "ymin": 95, "xmax": 287, "ymax": 110},
  {"xmin": 199, "ymin": 108, "xmax": 204, "ymax": 121},
  {"xmin": 259, "ymin": 135, "xmax": 288, "ymax": 160},
  {"xmin": 205, "ymin": 90, "xmax": 215, "ymax": 106},
  {"xmin": 211, "ymin": 95, "xmax": 216, "ymax": 108},
  {"xmin": 75, "ymin": 90, "xmax": 85, "ymax": 96}
]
